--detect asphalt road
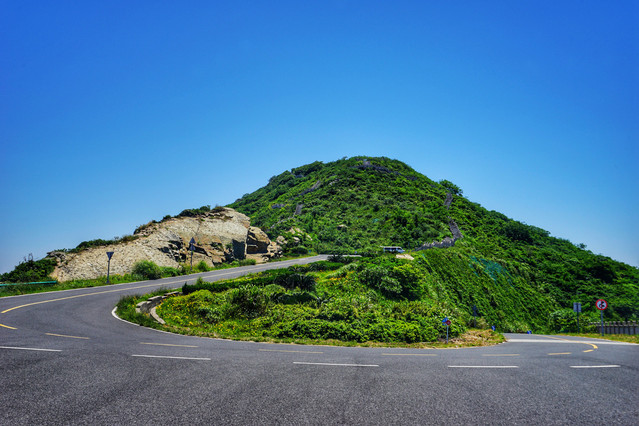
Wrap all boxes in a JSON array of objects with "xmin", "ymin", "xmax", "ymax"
[{"xmin": 1, "ymin": 256, "xmax": 637, "ymax": 425}]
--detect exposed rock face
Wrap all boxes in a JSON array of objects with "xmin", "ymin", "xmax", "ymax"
[{"xmin": 49, "ymin": 208, "xmax": 280, "ymax": 282}]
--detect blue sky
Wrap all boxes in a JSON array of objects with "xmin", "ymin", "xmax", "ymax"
[{"xmin": 1, "ymin": 1, "xmax": 637, "ymax": 273}]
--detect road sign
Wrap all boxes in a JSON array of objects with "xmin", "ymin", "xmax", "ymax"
[
  {"xmin": 106, "ymin": 251, "xmax": 114, "ymax": 284},
  {"xmin": 596, "ymin": 299, "xmax": 608, "ymax": 310},
  {"xmin": 573, "ymin": 302, "xmax": 582, "ymax": 313},
  {"xmin": 445, "ymin": 319, "xmax": 451, "ymax": 326}
]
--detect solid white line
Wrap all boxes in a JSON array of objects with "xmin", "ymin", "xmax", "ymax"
[
  {"xmin": 132, "ymin": 354, "xmax": 211, "ymax": 361},
  {"xmin": 570, "ymin": 365, "xmax": 620, "ymax": 369},
  {"xmin": 448, "ymin": 365, "xmax": 519, "ymax": 368},
  {"xmin": 507, "ymin": 339, "xmax": 633, "ymax": 345},
  {"xmin": 259, "ymin": 349, "xmax": 323, "ymax": 354},
  {"xmin": 293, "ymin": 362, "xmax": 379, "ymax": 367},
  {"xmin": 0, "ymin": 345, "xmax": 62, "ymax": 352}
]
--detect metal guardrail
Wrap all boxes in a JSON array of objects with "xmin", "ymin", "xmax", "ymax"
[
  {"xmin": 0, "ymin": 281, "xmax": 58, "ymax": 288},
  {"xmin": 590, "ymin": 321, "xmax": 639, "ymax": 335}
]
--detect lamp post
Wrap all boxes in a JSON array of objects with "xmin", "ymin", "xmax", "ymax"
[{"xmin": 106, "ymin": 251, "xmax": 114, "ymax": 284}]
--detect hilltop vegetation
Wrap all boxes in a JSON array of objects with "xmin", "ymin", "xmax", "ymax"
[{"xmin": 229, "ymin": 156, "xmax": 638, "ymax": 326}]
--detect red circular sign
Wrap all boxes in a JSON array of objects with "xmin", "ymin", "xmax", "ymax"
[
  {"xmin": 445, "ymin": 320, "xmax": 452, "ymax": 326},
  {"xmin": 596, "ymin": 299, "xmax": 608, "ymax": 310}
]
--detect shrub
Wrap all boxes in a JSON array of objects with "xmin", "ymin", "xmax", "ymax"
[
  {"xmin": 273, "ymin": 271, "xmax": 316, "ymax": 291},
  {"xmin": 160, "ymin": 266, "xmax": 181, "ymax": 277},
  {"xmin": 1, "ymin": 256, "xmax": 57, "ymax": 283},
  {"xmin": 225, "ymin": 285, "xmax": 269, "ymax": 319},
  {"xmin": 132, "ymin": 260, "xmax": 162, "ymax": 280},
  {"xmin": 195, "ymin": 261, "xmax": 210, "ymax": 272}
]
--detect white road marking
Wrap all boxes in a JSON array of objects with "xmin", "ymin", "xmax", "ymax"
[
  {"xmin": 448, "ymin": 365, "xmax": 519, "ymax": 368},
  {"xmin": 46, "ymin": 333, "xmax": 90, "ymax": 340},
  {"xmin": 507, "ymin": 339, "xmax": 632, "ymax": 345},
  {"xmin": 382, "ymin": 353, "xmax": 437, "ymax": 356},
  {"xmin": 570, "ymin": 365, "xmax": 621, "ymax": 369},
  {"xmin": 140, "ymin": 342, "xmax": 198, "ymax": 348},
  {"xmin": 0, "ymin": 345, "xmax": 62, "ymax": 352},
  {"xmin": 482, "ymin": 354, "xmax": 519, "ymax": 357},
  {"xmin": 132, "ymin": 354, "xmax": 211, "ymax": 361},
  {"xmin": 259, "ymin": 349, "xmax": 323, "ymax": 354},
  {"xmin": 294, "ymin": 362, "xmax": 379, "ymax": 367}
]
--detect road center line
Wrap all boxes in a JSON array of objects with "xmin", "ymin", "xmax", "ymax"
[
  {"xmin": 132, "ymin": 354, "xmax": 211, "ymax": 361},
  {"xmin": 0, "ymin": 322, "xmax": 17, "ymax": 330},
  {"xmin": 0, "ymin": 345, "xmax": 62, "ymax": 352},
  {"xmin": 548, "ymin": 352, "xmax": 572, "ymax": 355},
  {"xmin": 293, "ymin": 362, "xmax": 379, "ymax": 367},
  {"xmin": 570, "ymin": 365, "xmax": 620, "ymax": 369},
  {"xmin": 1, "ymin": 282, "xmax": 180, "ymax": 314},
  {"xmin": 45, "ymin": 333, "xmax": 90, "ymax": 340}
]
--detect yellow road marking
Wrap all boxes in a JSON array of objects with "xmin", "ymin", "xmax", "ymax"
[
  {"xmin": 482, "ymin": 354, "xmax": 519, "ymax": 357},
  {"xmin": 381, "ymin": 353, "xmax": 437, "ymax": 356},
  {"xmin": 0, "ymin": 281, "xmax": 185, "ymax": 314},
  {"xmin": 542, "ymin": 335, "xmax": 598, "ymax": 351},
  {"xmin": 548, "ymin": 352, "xmax": 572, "ymax": 355},
  {"xmin": 259, "ymin": 349, "xmax": 324, "ymax": 354},
  {"xmin": 0, "ymin": 322, "xmax": 17, "ymax": 330},
  {"xmin": 140, "ymin": 342, "xmax": 198, "ymax": 348},
  {"xmin": 45, "ymin": 333, "xmax": 90, "ymax": 340}
]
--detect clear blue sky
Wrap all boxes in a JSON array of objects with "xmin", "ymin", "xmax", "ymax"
[{"xmin": 1, "ymin": 1, "xmax": 637, "ymax": 273}]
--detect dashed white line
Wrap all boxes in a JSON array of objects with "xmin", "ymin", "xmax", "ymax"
[
  {"xmin": 294, "ymin": 362, "xmax": 379, "ymax": 367},
  {"xmin": 0, "ymin": 346, "xmax": 62, "ymax": 352},
  {"xmin": 570, "ymin": 365, "xmax": 620, "ymax": 369},
  {"xmin": 448, "ymin": 365, "xmax": 519, "ymax": 369},
  {"xmin": 132, "ymin": 354, "xmax": 211, "ymax": 361}
]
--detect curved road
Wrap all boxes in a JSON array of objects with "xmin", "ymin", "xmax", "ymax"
[{"xmin": 1, "ymin": 256, "xmax": 637, "ymax": 425}]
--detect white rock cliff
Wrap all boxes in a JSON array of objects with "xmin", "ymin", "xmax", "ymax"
[{"xmin": 48, "ymin": 208, "xmax": 280, "ymax": 281}]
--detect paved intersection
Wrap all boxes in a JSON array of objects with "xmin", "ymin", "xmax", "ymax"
[{"xmin": 1, "ymin": 259, "xmax": 637, "ymax": 424}]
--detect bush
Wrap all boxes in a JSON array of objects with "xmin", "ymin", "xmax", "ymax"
[
  {"xmin": 195, "ymin": 261, "xmax": 210, "ymax": 272},
  {"xmin": 1, "ymin": 256, "xmax": 57, "ymax": 283},
  {"xmin": 225, "ymin": 285, "xmax": 269, "ymax": 319},
  {"xmin": 273, "ymin": 271, "xmax": 316, "ymax": 291},
  {"xmin": 290, "ymin": 246, "xmax": 309, "ymax": 255},
  {"xmin": 132, "ymin": 260, "xmax": 162, "ymax": 280},
  {"xmin": 159, "ymin": 266, "xmax": 181, "ymax": 277}
]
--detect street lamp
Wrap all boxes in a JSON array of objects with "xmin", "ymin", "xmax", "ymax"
[{"xmin": 106, "ymin": 251, "xmax": 114, "ymax": 284}]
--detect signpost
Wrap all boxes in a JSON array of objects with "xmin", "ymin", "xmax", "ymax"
[
  {"xmin": 596, "ymin": 299, "xmax": 607, "ymax": 336},
  {"xmin": 106, "ymin": 251, "xmax": 114, "ymax": 284},
  {"xmin": 189, "ymin": 238, "xmax": 196, "ymax": 269},
  {"xmin": 573, "ymin": 302, "xmax": 582, "ymax": 333},
  {"xmin": 442, "ymin": 317, "xmax": 451, "ymax": 344}
]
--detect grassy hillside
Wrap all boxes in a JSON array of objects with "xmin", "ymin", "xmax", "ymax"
[{"xmin": 229, "ymin": 156, "xmax": 638, "ymax": 326}]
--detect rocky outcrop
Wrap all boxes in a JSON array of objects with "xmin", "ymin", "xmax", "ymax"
[{"xmin": 48, "ymin": 208, "xmax": 280, "ymax": 282}]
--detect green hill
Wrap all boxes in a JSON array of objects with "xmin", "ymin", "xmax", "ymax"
[{"xmin": 229, "ymin": 156, "xmax": 638, "ymax": 329}]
